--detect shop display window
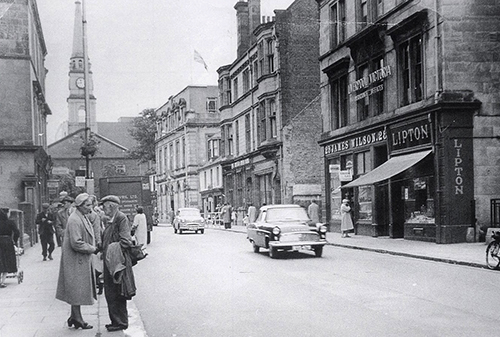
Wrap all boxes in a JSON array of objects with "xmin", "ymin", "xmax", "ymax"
[
  {"xmin": 329, "ymin": 159, "xmax": 342, "ymax": 221},
  {"xmin": 403, "ymin": 176, "xmax": 435, "ymax": 223},
  {"xmin": 357, "ymin": 185, "xmax": 372, "ymax": 221}
]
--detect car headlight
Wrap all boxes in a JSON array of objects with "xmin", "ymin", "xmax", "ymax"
[
  {"xmin": 180, "ymin": 219, "xmax": 186, "ymax": 223},
  {"xmin": 319, "ymin": 225, "xmax": 327, "ymax": 233},
  {"xmin": 272, "ymin": 227, "xmax": 281, "ymax": 235}
]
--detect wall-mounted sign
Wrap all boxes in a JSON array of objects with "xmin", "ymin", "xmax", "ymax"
[
  {"xmin": 324, "ymin": 127, "xmax": 387, "ymax": 155},
  {"xmin": 389, "ymin": 119, "xmax": 432, "ymax": 153},
  {"xmin": 348, "ymin": 65, "xmax": 392, "ymax": 94},
  {"xmin": 339, "ymin": 169, "xmax": 353, "ymax": 182}
]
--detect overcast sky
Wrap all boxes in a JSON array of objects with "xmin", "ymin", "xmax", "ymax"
[{"xmin": 37, "ymin": 0, "xmax": 295, "ymax": 143}]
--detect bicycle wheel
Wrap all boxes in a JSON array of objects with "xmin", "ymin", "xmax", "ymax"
[{"xmin": 486, "ymin": 241, "xmax": 500, "ymax": 270}]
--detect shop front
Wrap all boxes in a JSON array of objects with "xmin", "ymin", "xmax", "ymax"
[{"xmin": 322, "ymin": 106, "xmax": 476, "ymax": 243}]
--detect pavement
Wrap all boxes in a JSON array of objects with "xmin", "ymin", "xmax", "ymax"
[{"xmin": 0, "ymin": 225, "xmax": 492, "ymax": 337}]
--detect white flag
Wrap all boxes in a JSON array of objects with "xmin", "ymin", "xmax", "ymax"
[{"xmin": 194, "ymin": 50, "xmax": 208, "ymax": 71}]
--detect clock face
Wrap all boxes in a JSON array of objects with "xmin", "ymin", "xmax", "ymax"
[{"xmin": 76, "ymin": 77, "xmax": 85, "ymax": 89}]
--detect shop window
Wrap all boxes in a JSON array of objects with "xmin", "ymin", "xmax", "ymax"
[
  {"xmin": 328, "ymin": 159, "xmax": 342, "ymax": 221},
  {"xmin": 355, "ymin": 151, "xmax": 372, "ymax": 175},
  {"xmin": 330, "ymin": 0, "xmax": 346, "ymax": 48},
  {"xmin": 404, "ymin": 176, "xmax": 435, "ymax": 223},
  {"xmin": 399, "ymin": 34, "xmax": 423, "ymax": 106},
  {"xmin": 329, "ymin": 73, "xmax": 348, "ymax": 130},
  {"xmin": 357, "ymin": 186, "xmax": 372, "ymax": 221}
]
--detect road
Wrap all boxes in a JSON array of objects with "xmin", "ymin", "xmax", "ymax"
[{"xmin": 133, "ymin": 225, "xmax": 499, "ymax": 337}]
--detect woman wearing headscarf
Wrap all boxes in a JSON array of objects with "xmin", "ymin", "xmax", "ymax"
[
  {"xmin": 0, "ymin": 209, "xmax": 20, "ymax": 288},
  {"xmin": 55, "ymin": 193, "xmax": 98, "ymax": 330}
]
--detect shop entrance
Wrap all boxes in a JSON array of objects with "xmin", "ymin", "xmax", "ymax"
[
  {"xmin": 375, "ymin": 184, "xmax": 390, "ymax": 236},
  {"xmin": 390, "ymin": 180, "xmax": 405, "ymax": 238}
]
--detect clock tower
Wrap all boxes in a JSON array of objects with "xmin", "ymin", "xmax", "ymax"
[{"xmin": 67, "ymin": 0, "xmax": 97, "ymax": 134}]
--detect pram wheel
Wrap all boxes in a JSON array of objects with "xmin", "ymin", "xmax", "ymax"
[{"xmin": 17, "ymin": 270, "xmax": 23, "ymax": 284}]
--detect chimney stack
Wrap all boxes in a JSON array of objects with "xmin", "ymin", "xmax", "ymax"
[
  {"xmin": 248, "ymin": 0, "xmax": 261, "ymax": 44},
  {"xmin": 234, "ymin": 1, "xmax": 249, "ymax": 58}
]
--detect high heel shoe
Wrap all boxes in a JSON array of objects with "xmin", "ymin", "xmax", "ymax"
[
  {"xmin": 67, "ymin": 317, "xmax": 73, "ymax": 327},
  {"xmin": 70, "ymin": 319, "xmax": 93, "ymax": 330}
]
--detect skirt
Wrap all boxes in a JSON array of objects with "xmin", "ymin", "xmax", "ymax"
[{"xmin": 0, "ymin": 236, "xmax": 17, "ymax": 273}]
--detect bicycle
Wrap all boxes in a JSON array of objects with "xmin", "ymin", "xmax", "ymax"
[{"xmin": 486, "ymin": 230, "xmax": 500, "ymax": 270}]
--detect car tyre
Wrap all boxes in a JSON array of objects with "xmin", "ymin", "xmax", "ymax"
[
  {"xmin": 200, "ymin": 229, "xmax": 204, "ymax": 234},
  {"xmin": 252, "ymin": 242, "xmax": 259, "ymax": 253},
  {"xmin": 314, "ymin": 246, "xmax": 323, "ymax": 257},
  {"xmin": 178, "ymin": 229, "xmax": 183, "ymax": 234},
  {"xmin": 174, "ymin": 226, "xmax": 177, "ymax": 234},
  {"xmin": 269, "ymin": 246, "xmax": 278, "ymax": 259}
]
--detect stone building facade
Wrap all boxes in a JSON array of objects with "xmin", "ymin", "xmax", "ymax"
[
  {"xmin": 0, "ymin": 0, "xmax": 51, "ymax": 215},
  {"xmin": 154, "ymin": 85, "xmax": 219, "ymax": 222},
  {"xmin": 316, "ymin": 0, "xmax": 500, "ymax": 243},
  {"xmin": 217, "ymin": 0, "xmax": 324, "ymax": 215}
]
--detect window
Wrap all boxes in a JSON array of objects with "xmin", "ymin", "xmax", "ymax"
[
  {"xmin": 253, "ymin": 61, "xmax": 259, "ymax": 85},
  {"xmin": 357, "ymin": 63, "xmax": 370, "ymax": 121},
  {"xmin": 329, "ymin": 73, "xmax": 348, "ymax": 130},
  {"xmin": 245, "ymin": 113, "xmax": 251, "ymax": 152},
  {"xmin": 359, "ymin": 0, "xmax": 368, "ymax": 30},
  {"xmin": 207, "ymin": 98, "xmax": 217, "ymax": 113},
  {"xmin": 226, "ymin": 124, "xmax": 233, "ymax": 156},
  {"xmin": 355, "ymin": 151, "xmax": 372, "ymax": 175},
  {"xmin": 372, "ymin": 56, "xmax": 385, "ymax": 116},
  {"xmin": 175, "ymin": 140, "xmax": 180, "ymax": 169},
  {"xmin": 258, "ymin": 42, "xmax": 264, "ymax": 76},
  {"xmin": 243, "ymin": 69, "xmax": 250, "ymax": 93},
  {"xmin": 116, "ymin": 165, "xmax": 126, "ymax": 175},
  {"xmin": 330, "ymin": 0, "xmax": 346, "ymax": 48},
  {"xmin": 235, "ymin": 120, "xmax": 240, "ymax": 156},
  {"xmin": 169, "ymin": 143, "xmax": 174, "ymax": 171},
  {"xmin": 233, "ymin": 77, "xmax": 239, "ymax": 101},
  {"xmin": 207, "ymin": 138, "xmax": 220, "ymax": 160},
  {"xmin": 399, "ymin": 34, "xmax": 423, "ymax": 106},
  {"xmin": 182, "ymin": 137, "xmax": 186, "ymax": 167},
  {"xmin": 267, "ymin": 39, "xmax": 275, "ymax": 73},
  {"xmin": 269, "ymin": 99, "xmax": 277, "ymax": 138},
  {"xmin": 258, "ymin": 101, "xmax": 266, "ymax": 143}
]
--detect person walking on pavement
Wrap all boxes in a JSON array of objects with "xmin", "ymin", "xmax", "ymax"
[
  {"xmin": 132, "ymin": 207, "xmax": 147, "ymax": 247},
  {"xmin": 56, "ymin": 193, "xmax": 98, "ymax": 330},
  {"xmin": 55, "ymin": 196, "xmax": 74, "ymax": 247},
  {"xmin": 35, "ymin": 203, "xmax": 56, "ymax": 261},
  {"xmin": 221, "ymin": 202, "xmax": 232, "ymax": 229},
  {"xmin": 100, "ymin": 195, "xmax": 134, "ymax": 332},
  {"xmin": 308, "ymin": 199, "xmax": 320, "ymax": 223},
  {"xmin": 87, "ymin": 195, "xmax": 104, "ymax": 295},
  {"xmin": 340, "ymin": 199, "xmax": 354, "ymax": 238},
  {"xmin": 247, "ymin": 203, "xmax": 257, "ymax": 224},
  {"xmin": 0, "ymin": 208, "xmax": 20, "ymax": 288}
]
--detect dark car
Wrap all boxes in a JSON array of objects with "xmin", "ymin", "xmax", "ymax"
[
  {"xmin": 246, "ymin": 204, "xmax": 328, "ymax": 258},
  {"xmin": 173, "ymin": 208, "xmax": 206, "ymax": 234}
]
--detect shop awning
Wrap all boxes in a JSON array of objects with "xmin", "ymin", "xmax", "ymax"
[{"xmin": 342, "ymin": 150, "xmax": 432, "ymax": 188}]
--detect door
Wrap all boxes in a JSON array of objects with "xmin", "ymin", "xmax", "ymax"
[{"xmin": 390, "ymin": 180, "xmax": 405, "ymax": 238}]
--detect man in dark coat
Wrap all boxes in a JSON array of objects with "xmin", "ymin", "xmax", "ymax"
[
  {"xmin": 100, "ymin": 195, "xmax": 134, "ymax": 332},
  {"xmin": 35, "ymin": 203, "xmax": 56, "ymax": 261}
]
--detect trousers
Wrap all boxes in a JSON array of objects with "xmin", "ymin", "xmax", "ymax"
[
  {"xmin": 40, "ymin": 234, "xmax": 54, "ymax": 258},
  {"xmin": 103, "ymin": 264, "xmax": 128, "ymax": 328}
]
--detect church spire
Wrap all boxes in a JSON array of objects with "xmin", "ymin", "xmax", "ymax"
[{"xmin": 71, "ymin": 0, "xmax": 83, "ymax": 58}]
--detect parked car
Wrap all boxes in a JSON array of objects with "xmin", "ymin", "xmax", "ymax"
[
  {"xmin": 173, "ymin": 208, "xmax": 206, "ymax": 234},
  {"xmin": 246, "ymin": 204, "xmax": 328, "ymax": 258}
]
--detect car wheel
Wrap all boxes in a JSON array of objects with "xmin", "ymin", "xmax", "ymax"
[
  {"xmin": 200, "ymin": 229, "xmax": 204, "ymax": 234},
  {"xmin": 178, "ymin": 229, "xmax": 183, "ymax": 234},
  {"xmin": 174, "ymin": 227, "xmax": 177, "ymax": 234},
  {"xmin": 252, "ymin": 242, "xmax": 259, "ymax": 253},
  {"xmin": 314, "ymin": 246, "xmax": 323, "ymax": 257},
  {"xmin": 269, "ymin": 246, "xmax": 278, "ymax": 259}
]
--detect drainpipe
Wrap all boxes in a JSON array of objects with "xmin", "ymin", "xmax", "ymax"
[{"xmin": 434, "ymin": 0, "xmax": 443, "ymax": 102}]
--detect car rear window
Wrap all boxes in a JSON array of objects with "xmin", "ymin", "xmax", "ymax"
[{"xmin": 266, "ymin": 208, "xmax": 310, "ymax": 222}]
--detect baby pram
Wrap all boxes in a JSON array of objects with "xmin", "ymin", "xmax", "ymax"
[{"xmin": 6, "ymin": 244, "xmax": 24, "ymax": 284}]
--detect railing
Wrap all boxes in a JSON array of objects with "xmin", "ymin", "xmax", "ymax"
[{"xmin": 491, "ymin": 199, "xmax": 500, "ymax": 228}]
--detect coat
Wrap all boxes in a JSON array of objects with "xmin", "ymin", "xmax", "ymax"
[
  {"xmin": 132, "ymin": 213, "xmax": 147, "ymax": 246},
  {"xmin": 307, "ymin": 202, "xmax": 320, "ymax": 223},
  {"xmin": 35, "ymin": 211, "xmax": 56, "ymax": 238},
  {"xmin": 55, "ymin": 209, "xmax": 97, "ymax": 305},
  {"xmin": 55, "ymin": 208, "xmax": 71, "ymax": 238},
  {"xmin": 340, "ymin": 203, "xmax": 354, "ymax": 232}
]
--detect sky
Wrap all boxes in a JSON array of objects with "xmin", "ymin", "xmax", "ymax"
[{"xmin": 37, "ymin": 0, "xmax": 295, "ymax": 144}]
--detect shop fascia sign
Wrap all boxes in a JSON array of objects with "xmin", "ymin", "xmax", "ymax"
[
  {"xmin": 389, "ymin": 119, "xmax": 432, "ymax": 153},
  {"xmin": 324, "ymin": 127, "xmax": 388, "ymax": 155},
  {"xmin": 348, "ymin": 65, "xmax": 392, "ymax": 101}
]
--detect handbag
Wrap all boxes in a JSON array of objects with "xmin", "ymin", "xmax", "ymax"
[{"xmin": 128, "ymin": 244, "xmax": 148, "ymax": 266}]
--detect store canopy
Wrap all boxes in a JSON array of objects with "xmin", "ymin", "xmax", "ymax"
[{"xmin": 342, "ymin": 150, "xmax": 432, "ymax": 188}]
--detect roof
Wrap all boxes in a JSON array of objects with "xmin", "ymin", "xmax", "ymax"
[{"xmin": 97, "ymin": 121, "xmax": 136, "ymax": 150}]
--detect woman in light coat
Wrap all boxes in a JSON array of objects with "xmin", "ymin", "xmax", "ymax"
[
  {"xmin": 340, "ymin": 199, "xmax": 354, "ymax": 238},
  {"xmin": 56, "ymin": 193, "xmax": 98, "ymax": 330},
  {"xmin": 132, "ymin": 207, "xmax": 147, "ymax": 246}
]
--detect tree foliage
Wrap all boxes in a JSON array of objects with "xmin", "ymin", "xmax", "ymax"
[{"xmin": 128, "ymin": 108, "xmax": 158, "ymax": 163}]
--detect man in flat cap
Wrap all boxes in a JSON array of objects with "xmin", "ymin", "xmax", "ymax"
[
  {"xmin": 100, "ymin": 195, "xmax": 134, "ymax": 332},
  {"xmin": 35, "ymin": 202, "xmax": 56, "ymax": 261},
  {"xmin": 55, "ymin": 195, "xmax": 74, "ymax": 247}
]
